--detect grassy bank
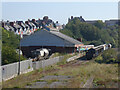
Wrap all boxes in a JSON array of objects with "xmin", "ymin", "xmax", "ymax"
[{"xmin": 2, "ymin": 54, "xmax": 118, "ymax": 88}]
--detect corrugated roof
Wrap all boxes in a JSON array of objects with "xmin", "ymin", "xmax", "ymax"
[
  {"xmin": 20, "ymin": 30, "xmax": 83, "ymax": 47},
  {"xmin": 50, "ymin": 31, "xmax": 82, "ymax": 45}
]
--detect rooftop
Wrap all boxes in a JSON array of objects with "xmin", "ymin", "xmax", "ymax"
[{"xmin": 20, "ymin": 30, "xmax": 83, "ymax": 47}]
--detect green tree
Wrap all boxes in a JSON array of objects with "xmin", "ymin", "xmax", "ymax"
[
  {"xmin": 2, "ymin": 28, "xmax": 26, "ymax": 65},
  {"xmin": 2, "ymin": 46, "xmax": 25, "ymax": 65},
  {"xmin": 94, "ymin": 20, "xmax": 105, "ymax": 29},
  {"xmin": 60, "ymin": 18, "xmax": 118, "ymax": 47},
  {"xmin": 102, "ymin": 49, "xmax": 118, "ymax": 63}
]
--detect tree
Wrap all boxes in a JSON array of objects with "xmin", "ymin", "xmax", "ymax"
[
  {"xmin": 94, "ymin": 20, "xmax": 105, "ymax": 29},
  {"xmin": 60, "ymin": 18, "xmax": 118, "ymax": 47},
  {"xmin": 2, "ymin": 46, "xmax": 25, "ymax": 65},
  {"xmin": 2, "ymin": 28, "xmax": 26, "ymax": 65}
]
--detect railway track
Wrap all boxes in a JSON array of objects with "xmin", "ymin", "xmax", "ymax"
[{"xmin": 60, "ymin": 56, "xmax": 90, "ymax": 68}]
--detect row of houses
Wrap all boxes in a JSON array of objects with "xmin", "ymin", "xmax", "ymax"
[
  {"xmin": 68, "ymin": 16, "xmax": 119, "ymax": 26},
  {"xmin": 0, "ymin": 16, "xmax": 64, "ymax": 38}
]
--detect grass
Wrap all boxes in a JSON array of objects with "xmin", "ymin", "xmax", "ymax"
[
  {"xmin": 49, "ymin": 52, "xmax": 63, "ymax": 58},
  {"xmin": 2, "ymin": 53, "xmax": 75, "ymax": 88},
  {"xmin": 2, "ymin": 53, "xmax": 118, "ymax": 88}
]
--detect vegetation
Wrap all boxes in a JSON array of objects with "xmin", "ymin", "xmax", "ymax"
[
  {"xmin": 49, "ymin": 52, "xmax": 64, "ymax": 58},
  {"xmin": 2, "ymin": 46, "xmax": 26, "ymax": 65},
  {"xmin": 2, "ymin": 57, "xmax": 118, "ymax": 88},
  {"xmin": 60, "ymin": 18, "xmax": 118, "ymax": 47},
  {"xmin": 2, "ymin": 28, "xmax": 26, "ymax": 65},
  {"xmin": 2, "ymin": 53, "xmax": 74, "ymax": 88},
  {"xmin": 95, "ymin": 48, "xmax": 119, "ymax": 64}
]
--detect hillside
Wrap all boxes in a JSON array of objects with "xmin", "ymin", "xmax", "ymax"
[
  {"xmin": 2, "ymin": 28, "xmax": 26, "ymax": 65},
  {"xmin": 60, "ymin": 18, "xmax": 118, "ymax": 47}
]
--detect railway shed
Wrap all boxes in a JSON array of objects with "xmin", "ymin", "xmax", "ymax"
[{"xmin": 20, "ymin": 29, "xmax": 84, "ymax": 57}]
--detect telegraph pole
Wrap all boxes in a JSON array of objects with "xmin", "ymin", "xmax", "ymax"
[{"xmin": 18, "ymin": 32, "xmax": 21, "ymax": 75}]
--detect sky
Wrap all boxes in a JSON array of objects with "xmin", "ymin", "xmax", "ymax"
[{"xmin": 1, "ymin": 1, "xmax": 119, "ymax": 24}]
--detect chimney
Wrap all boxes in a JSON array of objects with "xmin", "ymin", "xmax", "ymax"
[
  {"xmin": 32, "ymin": 19, "xmax": 36, "ymax": 22},
  {"xmin": 43, "ymin": 16, "xmax": 48, "ymax": 20},
  {"xmin": 10, "ymin": 22, "xmax": 14, "ymax": 26},
  {"xmin": 28, "ymin": 19, "xmax": 30, "ymax": 22},
  {"xmin": 16, "ymin": 21, "xmax": 21, "ymax": 25},
  {"xmin": 71, "ymin": 16, "xmax": 73, "ymax": 19},
  {"xmin": 7, "ymin": 20, "xmax": 9, "ymax": 22},
  {"xmin": 56, "ymin": 21, "xmax": 58, "ymax": 23},
  {"xmin": 80, "ymin": 16, "xmax": 82, "ymax": 18},
  {"xmin": 25, "ymin": 21, "xmax": 29, "ymax": 24}
]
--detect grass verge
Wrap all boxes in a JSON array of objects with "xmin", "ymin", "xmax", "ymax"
[{"xmin": 2, "ymin": 54, "xmax": 118, "ymax": 88}]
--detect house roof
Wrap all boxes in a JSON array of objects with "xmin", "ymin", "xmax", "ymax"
[
  {"xmin": 4, "ymin": 25, "xmax": 10, "ymax": 30},
  {"xmin": 14, "ymin": 24, "xmax": 21, "ymax": 29},
  {"xmin": 8, "ymin": 26, "xmax": 14, "ymax": 31},
  {"xmin": 20, "ymin": 29, "xmax": 83, "ymax": 47},
  {"xmin": 24, "ymin": 23, "xmax": 29, "ymax": 28},
  {"xmin": 26, "ymin": 23, "xmax": 32, "ymax": 29},
  {"xmin": 30, "ymin": 22, "xmax": 36, "ymax": 27},
  {"xmin": 55, "ymin": 23, "xmax": 61, "ymax": 26},
  {"xmin": 32, "ymin": 21, "xmax": 39, "ymax": 27}
]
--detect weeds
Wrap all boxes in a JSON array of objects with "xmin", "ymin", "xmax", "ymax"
[{"xmin": 2, "ymin": 53, "xmax": 118, "ymax": 88}]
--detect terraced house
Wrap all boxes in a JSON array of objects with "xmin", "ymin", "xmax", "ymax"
[{"xmin": 1, "ymin": 16, "xmax": 63, "ymax": 38}]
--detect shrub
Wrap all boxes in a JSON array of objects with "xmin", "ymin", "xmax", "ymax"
[
  {"xmin": 102, "ymin": 49, "xmax": 117, "ymax": 63},
  {"xmin": 95, "ymin": 56, "xmax": 103, "ymax": 63},
  {"xmin": 95, "ymin": 49, "xmax": 118, "ymax": 64},
  {"xmin": 2, "ymin": 46, "xmax": 26, "ymax": 65}
]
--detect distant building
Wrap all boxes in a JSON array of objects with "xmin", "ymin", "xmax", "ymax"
[
  {"xmin": 55, "ymin": 21, "xmax": 63, "ymax": 30},
  {"xmin": 25, "ymin": 21, "xmax": 33, "ymax": 33},
  {"xmin": 20, "ymin": 30, "xmax": 84, "ymax": 57},
  {"xmin": 1, "ymin": 16, "xmax": 59, "ymax": 37},
  {"xmin": 68, "ymin": 16, "xmax": 85, "ymax": 22},
  {"xmin": 11, "ymin": 22, "xmax": 22, "ymax": 35},
  {"xmin": 105, "ymin": 19, "xmax": 119, "ymax": 26},
  {"xmin": 36, "ymin": 19, "xmax": 43, "ymax": 28},
  {"xmin": 31, "ymin": 19, "xmax": 39, "ymax": 29},
  {"xmin": 85, "ymin": 20, "xmax": 98, "ymax": 24},
  {"xmin": 16, "ymin": 21, "xmax": 27, "ymax": 34}
]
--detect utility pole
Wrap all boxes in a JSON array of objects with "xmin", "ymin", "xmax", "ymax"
[{"xmin": 18, "ymin": 32, "xmax": 21, "ymax": 75}]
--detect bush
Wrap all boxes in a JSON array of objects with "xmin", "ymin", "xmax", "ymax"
[
  {"xmin": 2, "ymin": 46, "xmax": 26, "ymax": 65},
  {"xmin": 95, "ymin": 49, "xmax": 118, "ymax": 64},
  {"xmin": 95, "ymin": 56, "xmax": 103, "ymax": 63},
  {"xmin": 2, "ymin": 28, "xmax": 26, "ymax": 65},
  {"xmin": 102, "ymin": 49, "xmax": 117, "ymax": 63}
]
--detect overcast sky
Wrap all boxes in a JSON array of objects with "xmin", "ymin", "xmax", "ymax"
[{"xmin": 1, "ymin": 1, "xmax": 119, "ymax": 24}]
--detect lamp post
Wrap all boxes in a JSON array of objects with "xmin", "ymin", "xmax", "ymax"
[{"xmin": 18, "ymin": 31, "xmax": 21, "ymax": 75}]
